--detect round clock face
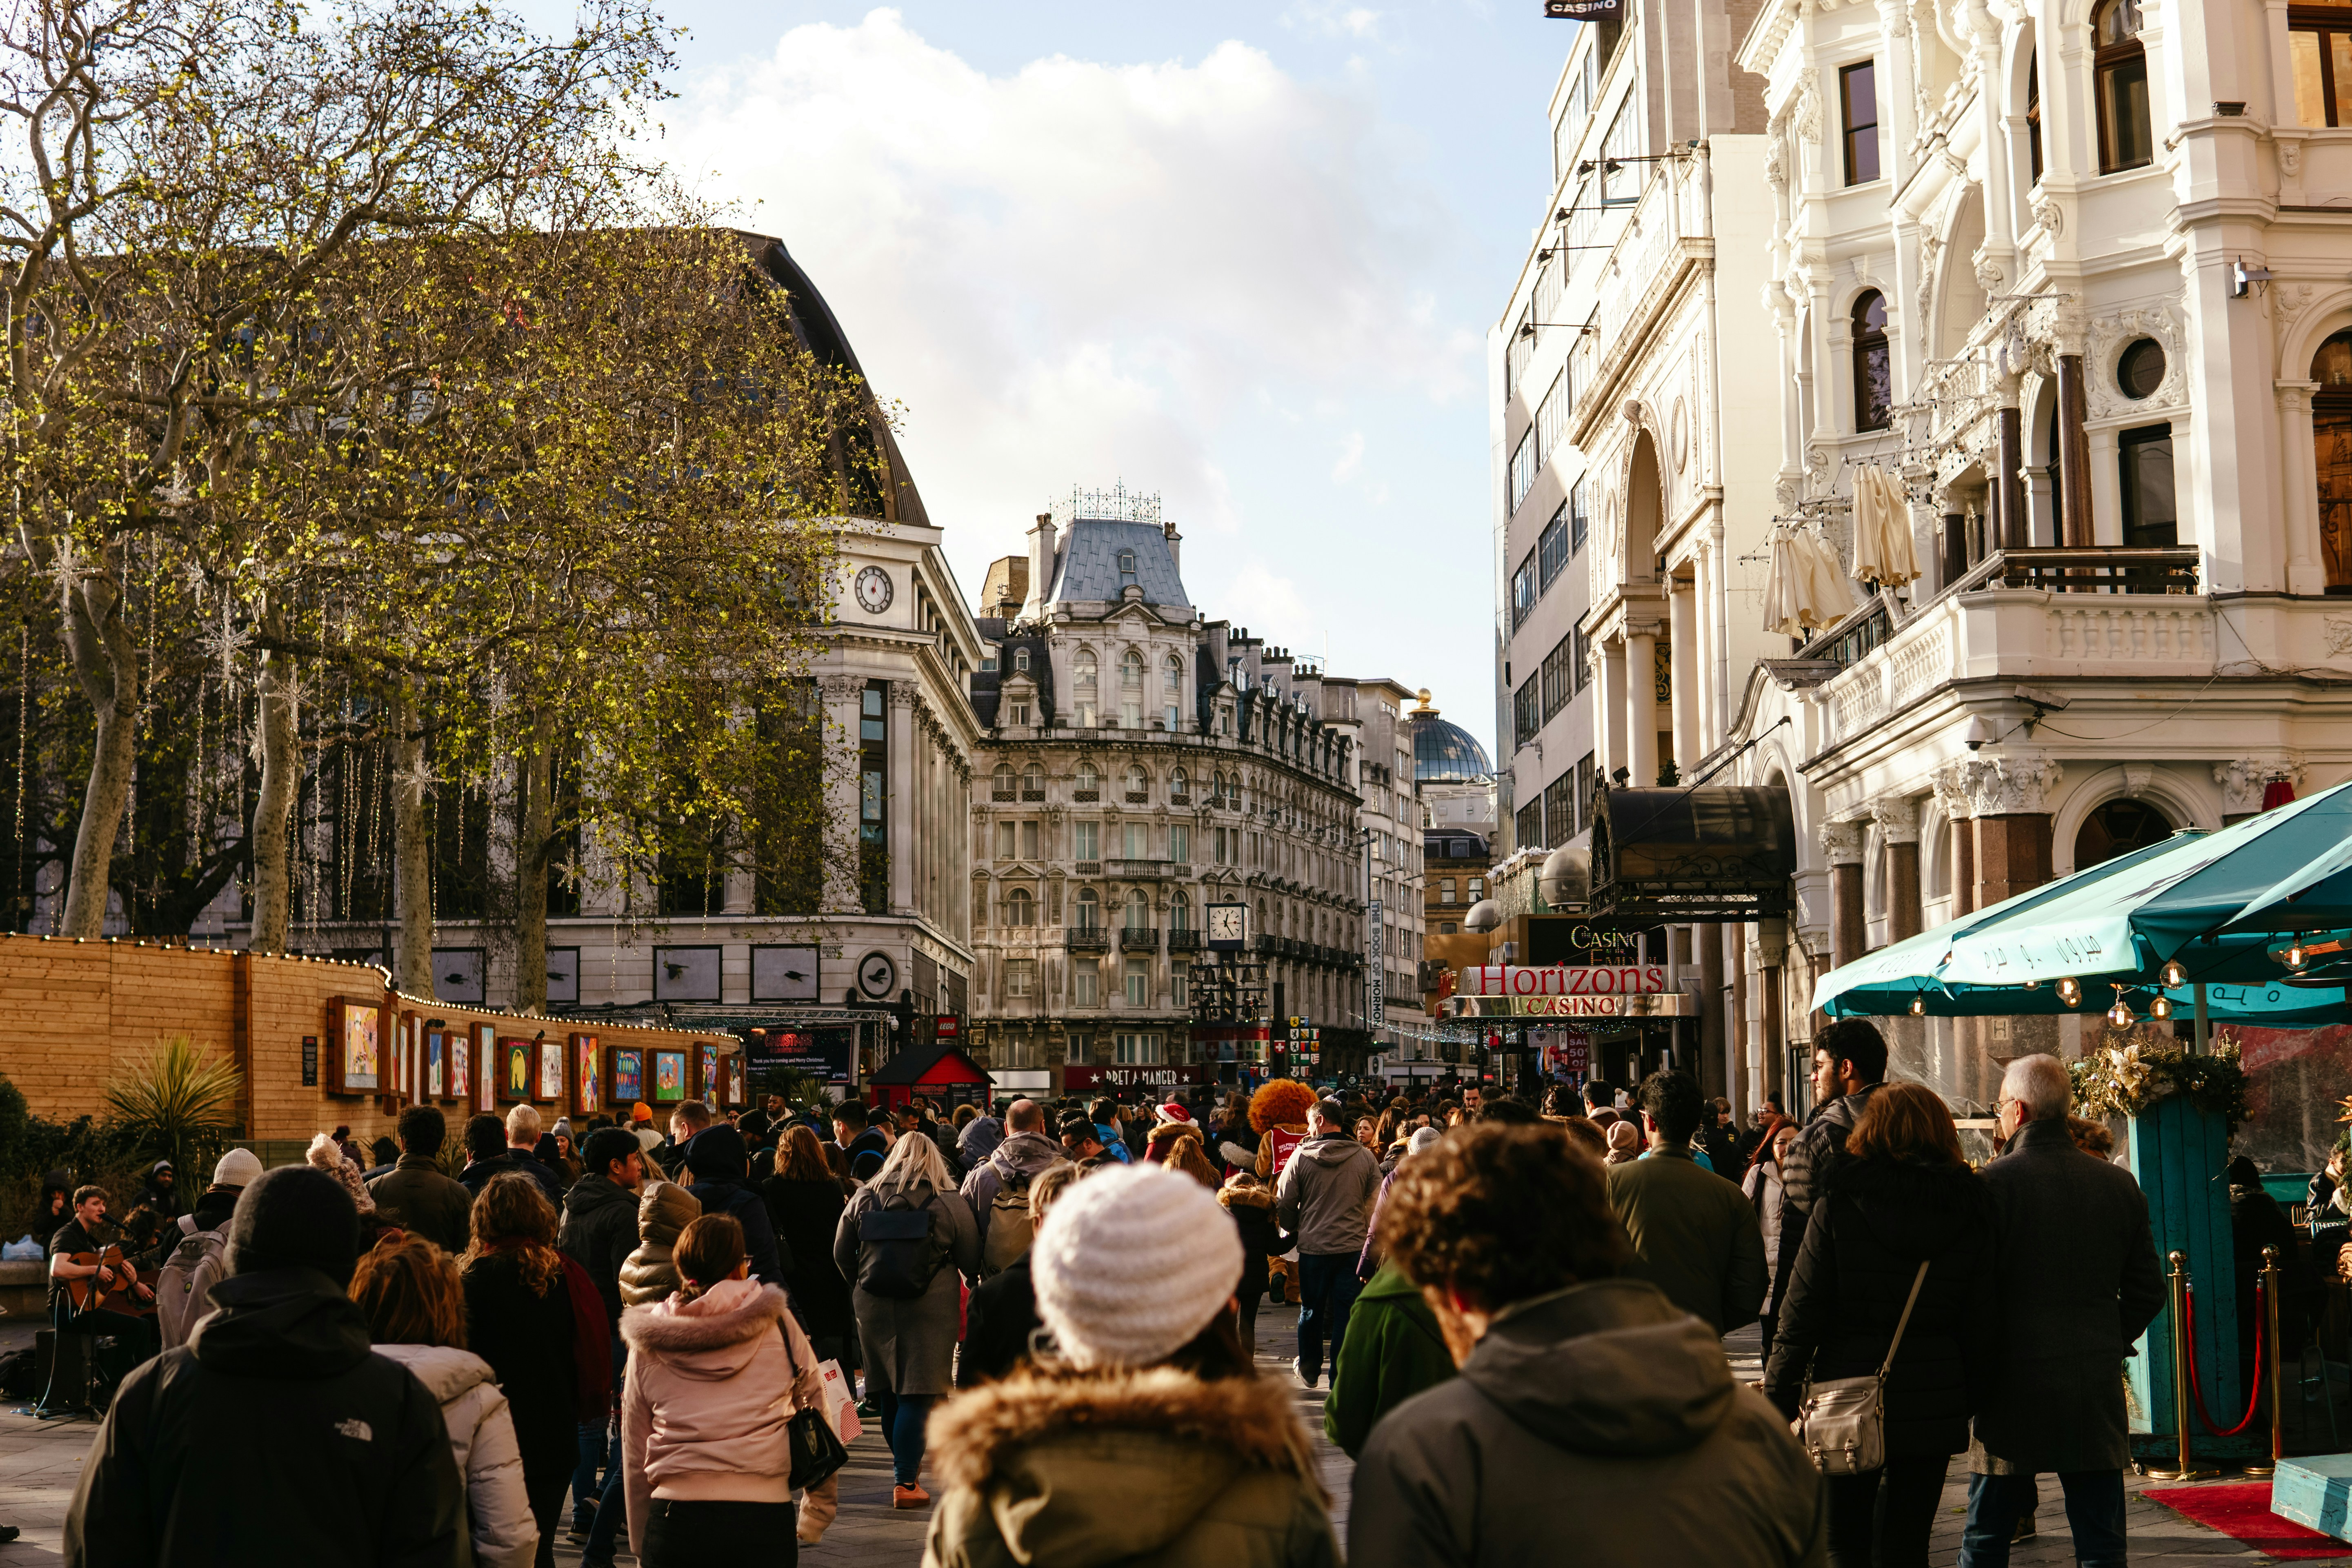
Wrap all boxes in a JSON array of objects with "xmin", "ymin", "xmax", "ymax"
[
  {"xmin": 857, "ymin": 950, "xmax": 899, "ymax": 999},
  {"xmin": 854, "ymin": 565, "xmax": 894, "ymax": 614}
]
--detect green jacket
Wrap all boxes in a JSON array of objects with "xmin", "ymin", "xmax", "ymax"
[
  {"xmin": 922, "ymin": 1365, "xmax": 1339, "ymax": 1568},
  {"xmin": 1324, "ymin": 1261, "xmax": 1454, "ymax": 1458},
  {"xmin": 1607, "ymin": 1145, "xmax": 1767, "ymax": 1334}
]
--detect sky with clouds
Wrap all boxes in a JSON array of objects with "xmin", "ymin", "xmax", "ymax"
[{"xmin": 533, "ymin": 1, "xmax": 1576, "ymax": 753}]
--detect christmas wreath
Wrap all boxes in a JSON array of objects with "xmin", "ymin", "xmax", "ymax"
[{"xmin": 2067, "ymin": 1036, "xmax": 2250, "ymax": 1128}]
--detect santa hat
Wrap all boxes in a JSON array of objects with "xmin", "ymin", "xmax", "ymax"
[{"xmin": 1153, "ymin": 1101, "xmax": 1194, "ymax": 1125}]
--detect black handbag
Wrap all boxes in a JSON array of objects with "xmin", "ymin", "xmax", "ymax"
[{"xmin": 778, "ymin": 1322, "xmax": 849, "ymax": 1491}]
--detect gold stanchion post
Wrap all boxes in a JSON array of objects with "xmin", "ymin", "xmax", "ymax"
[
  {"xmin": 2244, "ymin": 1244, "xmax": 2283, "ymax": 1477},
  {"xmin": 2145, "ymin": 1251, "xmax": 2220, "ymax": 1481}
]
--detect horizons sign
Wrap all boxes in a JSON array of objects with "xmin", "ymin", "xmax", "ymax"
[{"xmin": 1456, "ymin": 964, "xmax": 1670, "ymax": 998}]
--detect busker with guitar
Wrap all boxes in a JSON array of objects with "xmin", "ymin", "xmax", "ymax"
[{"xmin": 48, "ymin": 1186, "xmax": 161, "ymax": 1380}]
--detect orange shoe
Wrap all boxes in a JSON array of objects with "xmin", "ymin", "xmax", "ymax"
[{"xmin": 893, "ymin": 1483, "xmax": 931, "ymax": 1509}]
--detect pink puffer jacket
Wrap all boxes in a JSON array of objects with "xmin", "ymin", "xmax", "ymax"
[{"xmin": 619, "ymin": 1278, "xmax": 824, "ymax": 1556}]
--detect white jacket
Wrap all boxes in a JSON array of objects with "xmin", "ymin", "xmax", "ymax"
[{"xmin": 373, "ymin": 1342, "xmax": 538, "ymax": 1568}]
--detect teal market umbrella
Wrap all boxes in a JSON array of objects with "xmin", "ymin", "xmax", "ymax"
[{"xmin": 1812, "ymin": 779, "xmax": 2352, "ymax": 1023}]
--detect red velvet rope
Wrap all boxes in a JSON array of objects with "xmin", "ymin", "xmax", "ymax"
[{"xmin": 2181, "ymin": 1280, "xmax": 2265, "ymax": 1438}]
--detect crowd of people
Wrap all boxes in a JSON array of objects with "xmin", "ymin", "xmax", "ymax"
[{"xmin": 30, "ymin": 1018, "xmax": 2182, "ymax": 1567}]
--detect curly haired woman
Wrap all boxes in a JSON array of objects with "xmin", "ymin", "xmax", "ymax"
[{"xmin": 1246, "ymin": 1081, "xmax": 1318, "ymax": 1307}]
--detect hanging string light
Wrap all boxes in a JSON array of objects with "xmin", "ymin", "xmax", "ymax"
[
  {"xmin": 2056, "ymin": 976, "xmax": 2083, "ymax": 1006},
  {"xmin": 2107, "ymin": 986, "xmax": 2136, "ymax": 1029},
  {"xmin": 2161, "ymin": 958, "xmax": 2188, "ymax": 989}
]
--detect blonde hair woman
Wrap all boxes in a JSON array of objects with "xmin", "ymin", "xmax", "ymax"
[
  {"xmin": 831, "ymin": 1126, "xmax": 979, "ymax": 1508},
  {"xmin": 353, "ymin": 1235, "xmax": 537, "ymax": 1567}
]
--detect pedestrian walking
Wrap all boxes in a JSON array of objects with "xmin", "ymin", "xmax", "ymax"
[
  {"xmin": 353, "ymin": 1234, "xmax": 540, "ymax": 1568},
  {"xmin": 1604, "ymin": 1119, "xmax": 1641, "ymax": 1163},
  {"xmin": 63, "ymin": 1166, "xmax": 468, "ymax": 1565},
  {"xmin": 462, "ymin": 1173, "xmax": 585, "ymax": 1568},
  {"xmin": 835, "ymin": 1128, "xmax": 980, "ymax": 1507},
  {"xmin": 763, "ymin": 1125, "xmax": 857, "ymax": 1369},
  {"xmin": 1347, "ymin": 1123, "xmax": 1825, "ymax": 1568},
  {"xmin": 958, "ymin": 1163, "xmax": 1081, "ymax": 1386},
  {"xmin": 1775, "ymin": 1020, "xmax": 1889, "ymax": 1314},
  {"xmin": 683, "ymin": 1122, "xmax": 787, "ymax": 1285},
  {"xmin": 1323, "ymin": 1252, "xmax": 1454, "ymax": 1459},
  {"xmin": 619, "ymin": 1213, "xmax": 829, "ymax": 1566},
  {"xmin": 1219, "ymin": 1171, "xmax": 1296, "ymax": 1357},
  {"xmin": 1744, "ymin": 1116, "xmax": 1799, "ymax": 1356},
  {"xmin": 1606, "ymin": 1070, "xmax": 1767, "ymax": 1334},
  {"xmin": 558, "ymin": 1128, "xmax": 646, "ymax": 1561},
  {"xmin": 370, "ymin": 1105, "xmax": 477, "ymax": 1254},
  {"xmin": 1764, "ymin": 1083, "xmax": 1994, "ymax": 1568},
  {"xmin": 459, "ymin": 1108, "xmax": 567, "ymax": 1206},
  {"xmin": 1274, "ymin": 1097, "xmax": 1381, "ymax": 1388},
  {"xmin": 620, "ymin": 1181, "xmax": 699, "ymax": 1307},
  {"xmin": 1959, "ymin": 1054, "xmax": 2163, "ymax": 1568},
  {"xmin": 922, "ymin": 1162, "xmax": 1342, "ymax": 1568},
  {"xmin": 957, "ymin": 1099, "xmax": 1067, "ymax": 1272}
]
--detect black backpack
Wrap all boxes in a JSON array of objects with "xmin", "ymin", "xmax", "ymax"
[{"xmin": 856, "ymin": 1191, "xmax": 946, "ymax": 1300}]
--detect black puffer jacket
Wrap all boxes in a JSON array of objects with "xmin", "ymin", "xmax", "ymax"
[
  {"xmin": 64, "ymin": 1265, "xmax": 467, "ymax": 1566},
  {"xmin": 1763, "ymin": 1154, "xmax": 1995, "ymax": 1458},
  {"xmin": 558, "ymin": 1173, "xmax": 641, "ymax": 1327}
]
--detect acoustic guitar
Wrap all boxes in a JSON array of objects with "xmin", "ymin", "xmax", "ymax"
[{"xmin": 62, "ymin": 1246, "xmax": 157, "ymax": 1317}]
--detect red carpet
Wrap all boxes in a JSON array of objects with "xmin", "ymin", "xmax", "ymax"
[{"xmin": 2143, "ymin": 1482, "xmax": 2350, "ymax": 1559}]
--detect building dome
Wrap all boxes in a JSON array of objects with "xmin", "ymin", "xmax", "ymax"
[{"xmin": 1409, "ymin": 691, "xmax": 1492, "ymax": 782}]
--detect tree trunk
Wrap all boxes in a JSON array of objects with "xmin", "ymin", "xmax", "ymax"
[
  {"xmin": 59, "ymin": 551, "xmax": 139, "ymax": 938},
  {"xmin": 513, "ymin": 712, "xmax": 554, "ymax": 1013},
  {"xmin": 247, "ymin": 603, "xmax": 300, "ymax": 953},
  {"xmin": 389, "ymin": 676, "xmax": 433, "ymax": 993}
]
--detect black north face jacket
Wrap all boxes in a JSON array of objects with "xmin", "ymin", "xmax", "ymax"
[{"xmin": 63, "ymin": 1265, "xmax": 467, "ymax": 1567}]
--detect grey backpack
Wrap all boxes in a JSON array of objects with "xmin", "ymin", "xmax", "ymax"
[{"xmin": 156, "ymin": 1215, "xmax": 229, "ymax": 1349}]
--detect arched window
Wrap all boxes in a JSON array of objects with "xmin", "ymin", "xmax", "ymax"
[
  {"xmin": 1126, "ymin": 890, "xmax": 1150, "ymax": 930},
  {"xmin": 2024, "ymin": 49, "xmax": 2043, "ymax": 185},
  {"xmin": 1120, "ymin": 650, "xmax": 1144, "ymax": 727},
  {"xmin": 2075, "ymin": 798, "xmax": 2172, "ymax": 871},
  {"xmin": 1170, "ymin": 891, "xmax": 1191, "ymax": 930},
  {"xmin": 1169, "ymin": 765, "xmax": 1189, "ymax": 799},
  {"xmin": 991, "ymin": 762, "xmax": 1013, "ymax": 795},
  {"xmin": 1014, "ymin": 647, "xmax": 1031, "ymax": 672},
  {"xmin": 1020, "ymin": 762, "xmax": 1043, "ymax": 794},
  {"xmin": 1076, "ymin": 760, "xmax": 1099, "ymax": 795},
  {"xmin": 1007, "ymin": 887, "xmax": 1034, "ymax": 926},
  {"xmin": 1073, "ymin": 649, "xmax": 1098, "ymax": 727},
  {"xmin": 2093, "ymin": 0, "xmax": 2152, "ymax": 173},
  {"xmin": 1852, "ymin": 291, "xmax": 1890, "ymax": 431},
  {"xmin": 1126, "ymin": 763, "xmax": 1149, "ymax": 799},
  {"xmin": 2312, "ymin": 329, "xmax": 2352, "ymax": 593},
  {"xmin": 1076, "ymin": 887, "xmax": 1099, "ymax": 929},
  {"xmin": 1163, "ymin": 655, "xmax": 1184, "ymax": 730}
]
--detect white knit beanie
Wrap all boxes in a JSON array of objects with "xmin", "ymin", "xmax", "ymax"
[
  {"xmin": 1031, "ymin": 1162, "xmax": 1244, "ymax": 1370},
  {"xmin": 212, "ymin": 1148, "xmax": 264, "ymax": 1188}
]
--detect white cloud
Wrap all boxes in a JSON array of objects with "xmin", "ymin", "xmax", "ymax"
[
  {"xmin": 664, "ymin": 8, "xmax": 1474, "ymax": 566},
  {"xmin": 1331, "ymin": 429, "xmax": 1365, "ymax": 483},
  {"xmin": 1284, "ymin": 3, "xmax": 1386, "ymax": 41},
  {"xmin": 1218, "ymin": 558, "xmax": 1313, "ymax": 642}
]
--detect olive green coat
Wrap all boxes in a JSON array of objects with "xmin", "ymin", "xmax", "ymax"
[
  {"xmin": 1324, "ymin": 1261, "xmax": 1455, "ymax": 1458},
  {"xmin": 921, "ymin": 1366, "xmax": 1340, "ymax": 1568}
]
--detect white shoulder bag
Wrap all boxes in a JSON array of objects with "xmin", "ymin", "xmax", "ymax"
[{"xmin": 1791, "ymin": 1259, "xmax": 1929, "ymax": 1475}]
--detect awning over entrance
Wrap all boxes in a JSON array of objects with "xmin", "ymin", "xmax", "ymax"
[{"xmin": 1590, "ymin": 785, "xmax": 1797, "ymax": 922}]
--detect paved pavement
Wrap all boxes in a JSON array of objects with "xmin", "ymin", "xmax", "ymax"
[{"xmin": 0, "ymin": 1314, "xmax": 2340, "ymax": 1564}]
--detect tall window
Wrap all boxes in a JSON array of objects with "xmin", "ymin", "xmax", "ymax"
[
  {"xmin": 1126, "ymin": 890, "xmax": 1150, "ymax": 930},
  {"xmin": 1124, "ymin": 959, "xmax": 1149, "ymax": 1009},
  {"xmin": 1541, "ymin": 634, "xmax": 1574, "ymax": 721},
  {"xmin": 2094, "ymin": 0, "xmax": 2152, "ymax": 172},
  {"xmin": 1126, "ymin": 763, "xmax": 1149, "ymax": 800},
  {"xmin": 1075, "ymin": 821, "xmax": 1098, "ymax": 861},
  {"xmin": 1075, "ymin": 961, "xmax": 1098, "ymax": 1007},
  {"xmin": 1570, "ymin": 476, "xmax": 1591, "ymax": 553},
  {"xmin": 1170, "ymin": 963, "xmax": 1188, "ymax": 1009},
  {"xmin": 1021, "ymin": 761, "xmax": 1043, "ymax": 794},
  {"xmin": 1164, "ymin": 654, "xmax": 1183, "ymax": 729},
  {"xmin": 1512, "ymin": 552, "xmax": 1539, "ymax": 628},
  {"xmin": 1170, "ymin": 824, "xmax": 1190, "ymax": 864},
  {"xmin": 1005, "ymin": 959, "xmax": 1034, "ymax": 998},
  {"xmin": 991, "ymin": 762, "xmax": 1013, "ymax": 796},
  {"xmin": 1577, "ymin": 751, "xmax": 1598, "ymax": 828},
  {"xmin": 1007, "ymin": 887, "xmax": 1034, "ymax": 925},
  {"xmin": 1516, "ymin": 800, "xmax": 1541, "ymax": 850},
  {"xmin": 2314, "ymin": 330, "xmax": 2352, "ymax": 592},
  {"xmin": 1509, "ymin": 426, "xmax": 1536, "ymax": 514},
  {"xmin": 1536, "ymin": 370, "xmax": 1566, "ymax": 466},
  {"xmin": 1076, "ymin": 887, "xmax": 1099, "ymax": 927},
  {"xmin": 1120, "ymin": 650, "xmax": 1144, "ymax": 727},
  {"xmin": 1840, "ymin": 60, "xmax": 1880, "ymax": 184},
  {"xmin": 1572, "ymin": 622, "xmax": 1592, "ymax": 693},
  {"xmin": 1076, "ymin": 761, "xmax": 1098, "ymax": 797},
  {"xmin": 1123, "ymin": 821, "xmax": 1147, "ymax": 858},
  {"xmin": 1544, "ymin": 772, "xmax": 1575, "ymax": 847},
  {"xmin": 1169, "ymin": 765, "xmax": 1189, "ymax": 799},
  {"xmin": 2025, "ymin": 50, "xmax": 2044, "ymax": 183},
  {"xmin": 1507, "ymin": 302, "xmax": 1534, "ymax": 395},
  {"xmin": 1514, "ymin": 674, "xmax": 1541, "ymax": 749},
  {"xmin": 1171, "ymin": 891, "xmax": 1192, "ymax": 930},
  {"xmin": 1852, "ymin": 291, "xmax": 1891, "ymax": 431},
  {"xmin": 1602, "ymin": 98, "xmax": 1640, "ymax": 202},
  {"xmin": 858, "ymin": 682, "xmax": 887, "ymax": 914},
  {"xmin": 1073, "ymin": 649, "xmax": 1098, "ymax": 727},
  {"xmin": 1539, "ymin": 503, "xmax": 1572, "ymax": 589},
  {"xmin": 2118, "ymin": 424, "xmax": 2178, "ymax": 547},
  {"xmin": 2292, "ymin": 4, "xmax": 2352, "ymax": 126}
]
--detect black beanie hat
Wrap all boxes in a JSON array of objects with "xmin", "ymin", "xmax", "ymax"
[
  {"xmin": 684, "ymin": 1123, "xmax": 748, "ymax": 1181},
  {"xmin": 582, "ymin": 1126, "xmax": 640, "ymax": 1178},
  {"xmin": 228, "ymin": 1165, "xmax": 360, "ymax": 1286}
]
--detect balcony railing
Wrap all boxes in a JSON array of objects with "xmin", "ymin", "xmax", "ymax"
[
  {"xmin": 1075, "ymin": 860, "xmax": 1101, "ymax": 876},
  {"xmin": 1109, "ymin": 859, "xmax": 1176, "ymax": 878},
  {"xmin": 1168, "ymin": 929, "xmax": 1203, "ymax": 952},
  {"xmin": 1119, "ymin": 926, "xmax": 1159, "ymax": 952},
  {"xmin": 1988, "ymin": 546, "xmax": 2199, "ymax": 594},
  {"xmin": 1073, "ymin": 789, "xmax": 1099, "ymax": 802},
  {"xmin": 1066, "ymin": 928, "xmax": 1110, "ymax": 952},
  {"xmin": 1021, "ymin": 788, "xmax": 1046, "ymax": 801}
]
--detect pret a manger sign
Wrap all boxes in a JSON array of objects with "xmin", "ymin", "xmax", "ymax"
[{"xmin": 1456, "ymin": 965, "xmax": 1670, "ymax": 997}]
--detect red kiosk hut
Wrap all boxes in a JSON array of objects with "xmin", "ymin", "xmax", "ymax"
[{"xmin": 865, "ymin": 1038, "xmax": 992, "ymax": 1114}]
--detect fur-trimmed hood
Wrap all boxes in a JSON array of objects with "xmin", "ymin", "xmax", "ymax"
[
  {"xmin": 1218, "ymin": 1180, "xmax": 1273, "ymax": 1213},
  {"xmin": 620, "ymin": 1278, "xmax": 789, "ymax": 1381},
  {"xmin": 927, "ymin": 1367, "xmax": 1335, "ymax": 1563}
]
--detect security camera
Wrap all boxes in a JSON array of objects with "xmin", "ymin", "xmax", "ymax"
[{"xmin": 1963, "ymin": 715, "xmax": 1998, "ymax": 751}]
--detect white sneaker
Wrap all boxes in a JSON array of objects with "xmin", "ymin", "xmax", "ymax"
[{"xmin": 1292, "ymin": 1357, "xmax": 1317, "ymax": 1388}]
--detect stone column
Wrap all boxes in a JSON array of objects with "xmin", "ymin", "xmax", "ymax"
[
  {"xmin": 1699, "ymin": 919, "xmax": 1726, "ymax": 1101},
  {"xmin": 1756, "ymin": 919, "xmax": 1788, "ymax": 1109},
  {"xmin": 1998, "ymin": 401, "xmax": 2027, "ymax": 551},
  {"xmin": 2056, "ymin": 312, "xmax": 2094, "ymax": 548},
  {"xmin": 1670, "ymin": 577, "xmax": 1700, "ymax": 771},
  {"xmin": 1822, "ymin": 820, "xmax": 1867, "ymax": 969},
  {"xmin": 1723, "ymin": 922, "xmax": 1749, "ymax": 1121},
  {"xmin": 1875, "ymin": 796, "xmax": 1923, "ymax": 942},
  {"xmin": 1972, "ymin": 755, "xmax": 2062, "ymax": 907},
  {"xmin": 1627, "ymin": 623, "xmax": 1660, "ymax": 789},
  {"xmin": 1598, "ymin": 635, "xmax": 1627, "ymax": 783},
  {"xmin": 2278, "ymin": 380, "xmax": 2326, "ymax": 593},
  {"xmin": 1933, "ymin": 763, "xmax": 1976, "ymax": 919},
  {"xmin": 819, "ymin": 673, "xmax": 865, "ymax": 915},
  {"xmin": 1940, "ymin": 494, "xmax": 1967, "ymax": 585}
]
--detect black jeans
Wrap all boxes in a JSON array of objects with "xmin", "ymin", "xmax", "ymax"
[
  {"xmin": 642, "ymin": 1499, "xmax": 798, "ymax": 1567},
  {"xmin": 1826, "ymin": 1453, "xmax": 1951, "ymax": 1568}
]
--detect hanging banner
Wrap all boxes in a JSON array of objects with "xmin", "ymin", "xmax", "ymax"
[{"xmin": 1367, "ymin": 899, "xmax": 1385, "ymax": 1026}]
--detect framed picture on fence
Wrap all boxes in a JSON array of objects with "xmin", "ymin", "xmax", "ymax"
[
  {"xmin": 449, "ymin": 1028, "xmax": 471, "ymax": 1106},
  {"xmin": 502, "ymin": 1038, "xmax": 533, "ymax": 1101},
  {"xmin": 652, "ymin": 1049, "xmax": 685, "ymax": 1103},
  {"xmin": 537, "ymin": 1039, "xmax": 564, "ymax": 1102},
  {"xmin": 611, "ymin": 1047, "xmax": 643, "ymax": 1105},
  {"xmin": 698, "ymin": 1044, "xmax": 721, "ymax": 1101},
  {"xmin": 573, "ymin": 1035, "xmax": 600, "ymax": 1116},
  {"xmin": 426, "ymin": 1031, "xmax": 445, "ymax": 1099},
  {"xmin": 327, "ymin": 997, "xmax": 383, "ymax": 1095}
]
